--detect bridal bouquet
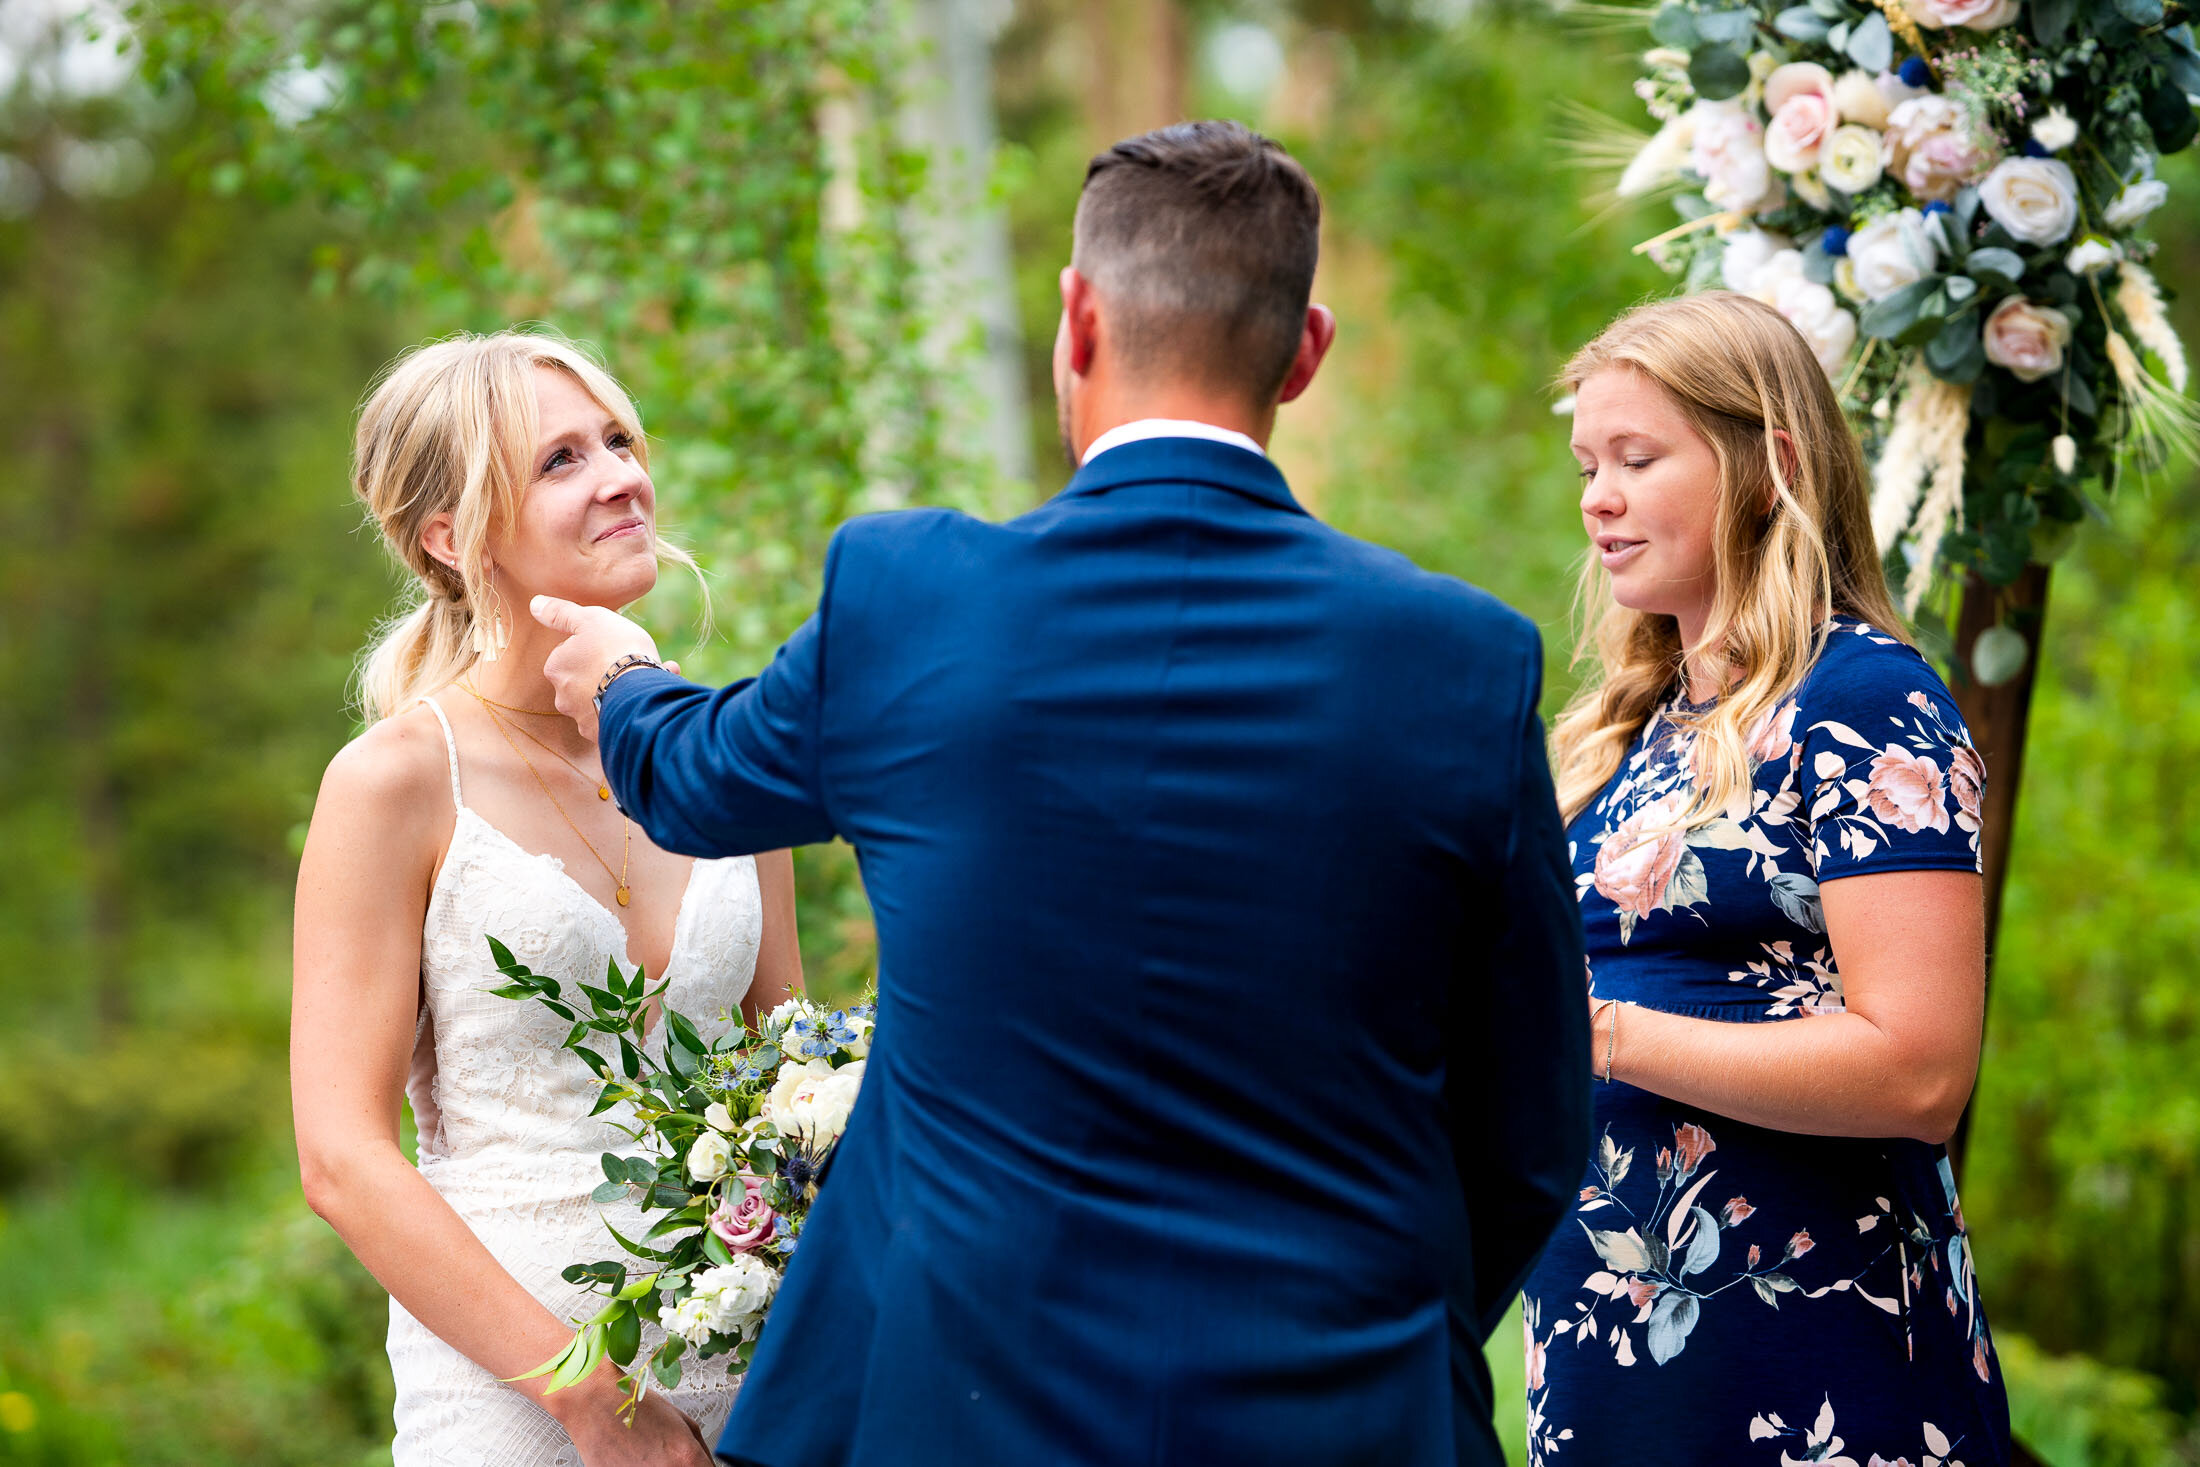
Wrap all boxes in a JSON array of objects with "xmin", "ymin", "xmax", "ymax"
[
  {"xmin": 1604, "ymin": 0, "xmax": 2200, "ymax": 649},
  {"xmin": 482, "ymin": 936, "xmax": 872, "ymax": 1415}
]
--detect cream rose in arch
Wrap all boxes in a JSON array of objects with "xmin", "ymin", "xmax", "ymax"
[
  {"xmin": 1883, "ymin": 95, "xmax": 1993, "ymax": 201},
  {"xmin": 1820, "ymin": 124, "xmax": 1885, "ymax": 194},
  {"xmin": 1763, "ymin": 63, "xmax": 1839, "ymax": 174},
  {"xmin": 1910, "ymin": 0, "xmax": 2020, "ymax": 28},
  {"xmin": 1772, "ymin": 274, "xmax": 1859, "ymax": 375},
  {"xmin": 1832, "ymin": 69, "xmax": 1892, "ymax": 128},
  {"xmin": 1689, "ymin": 101, "xmax": 1776, "ymax": 212},
  {"xmin": 2105, "ymin": 178, "xmax": 2170, "ymax": 228},
  {"xmin": 1721, "ymin": 229, "xmax": 1790, "ymax": 294},
  {"xmin": 1846, "ymin": 208, "xmax": 1942, "ymax": 301},
  {"xmin": 1980, "ymin": 157, "xmax": 2080, "ymax": 246},
  {"xmin": 1982, "ymin": 296, "xmax": 2073, "ymax": 382}
]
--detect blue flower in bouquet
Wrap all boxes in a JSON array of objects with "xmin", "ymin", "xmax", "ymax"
[{"xmin": 785, "ymin": 1012, "xmax": 839, "ymax": 1060}]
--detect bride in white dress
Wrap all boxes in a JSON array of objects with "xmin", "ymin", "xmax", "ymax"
[{"xmin": 292, "ymin": 331, "xmax": 802, "ymax": 1466}]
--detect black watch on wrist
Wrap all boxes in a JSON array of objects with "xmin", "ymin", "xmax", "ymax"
[{"xmin": 592, "ymin": 653, "xmax": 665, "ymax": 712}]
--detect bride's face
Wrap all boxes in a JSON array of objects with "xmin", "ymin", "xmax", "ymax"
[
  {"xmin": 1570, "ymin": 365, "xmax": 1722, "ymax": 637},
  {"xmin": 492, "ymin": 366, "xmax": 661, "ymax": 611}
]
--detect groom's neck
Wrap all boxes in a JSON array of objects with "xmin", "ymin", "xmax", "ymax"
[{"xmin": 1073, "ymin": 379, "xmax": 1274, "ymax": 459}]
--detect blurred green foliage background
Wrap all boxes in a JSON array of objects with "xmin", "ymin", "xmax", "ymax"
[{"xmin": 0, "ymin": 1, "xmax": 2193, "ymax": 1462}]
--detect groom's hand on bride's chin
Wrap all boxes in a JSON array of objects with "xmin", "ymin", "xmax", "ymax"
[{"xmin": 532, "ymin": 594, "xmax": 661, "ymax": 743}]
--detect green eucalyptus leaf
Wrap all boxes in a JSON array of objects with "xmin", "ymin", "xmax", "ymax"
[
  {"xmin": 1926, "ymin": 313, "xmax": 1987, "ymax": 383},
  {"xmin": 605, "ymin": 1303, "xmax": 642, "ymax": 1367},
  {"xmin": 1696, "ymin": 8, "xmax": 1759, "ymax": 45},
  {"xmin": 1859, "ymin": 277, "xmax": 1939, "ymax": 339},
  {"xmin": 1690, "ymin": 45, "xmax": 1752, "ymax": 100},
  {"xmin": 1967, "ymin": 248, "xmax": 2024, "ymax": 282},
  {"xmin": 2143, "ymin": 76, "xmax": 2198, "ymax": 154},
  {"xmin": 1972, "ymin": 625, "xmax": 2030, "ymax": 686},
  {"xmin": 1845, "ymin": 10, "xmax": 1892, "ymax": 70},
  {"xmin": 1651, "ymin": 3, "xmax": 1700, "ymax": 46},
  {"xmin": 1776, "ymin": 6, "xmax": 1834, "ymax": 38}
]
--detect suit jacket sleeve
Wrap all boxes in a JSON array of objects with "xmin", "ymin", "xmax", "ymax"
[
  {"xmin": 595, "ymin": 542, "xmax": 845, "ymax": 858},
  {"xmin": 1452, "ymin": 635, "xmax": 1594, "ymax": 1340}
]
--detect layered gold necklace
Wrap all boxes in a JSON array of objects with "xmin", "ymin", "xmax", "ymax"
[{"xmin": 460, "ymin": 682, "xmax": 632, "ymax": 906}]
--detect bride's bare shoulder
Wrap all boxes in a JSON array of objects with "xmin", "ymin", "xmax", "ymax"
[{"xmin": 313, "ymin": 700, "xmax": 458, "ymax": 833}]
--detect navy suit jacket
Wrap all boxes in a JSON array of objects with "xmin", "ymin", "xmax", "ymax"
[{"xmin": 598, "ymin": 438, "xmax": 1592, "ymax": 1467}]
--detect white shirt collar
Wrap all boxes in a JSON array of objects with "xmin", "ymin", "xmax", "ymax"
[{"xmin": 1079, "ymin": 417, "xmax": 1268, "ymax": 466}]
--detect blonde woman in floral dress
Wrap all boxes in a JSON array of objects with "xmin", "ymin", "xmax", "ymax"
[{"xmin": 1520, "ymin": 294, "xmax": 2012, "ymax": 1466}]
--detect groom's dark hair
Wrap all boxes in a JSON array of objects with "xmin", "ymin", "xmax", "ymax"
[{"xmin": 1074, "ymin": 120, "xmax": 1321, "ymax": 405}]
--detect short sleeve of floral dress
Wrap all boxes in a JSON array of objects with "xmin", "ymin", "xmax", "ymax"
[{"xmin": 1518, "ymin": 618, "xmax": 2012, "ymax": 1467}]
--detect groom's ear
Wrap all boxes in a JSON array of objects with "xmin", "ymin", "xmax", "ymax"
[
  {"xmin": 1275, "ymin": 304, "xmax": 1337, "ymax": 406},
  {"xmin": 1058, "ymin": 266, "xmax": 1101, "ymax": 378}
]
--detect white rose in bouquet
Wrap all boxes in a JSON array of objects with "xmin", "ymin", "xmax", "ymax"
[
  {"xmin": 1980, "ymin": 158, "xmax": 2079, "ymax": 246},
  {"xmin": 1689, "ymin": 101, "xmax": 1777, "ymax": 212},
  {"xmin": 764, "ymin": 1057, "xmax": 837, "ymax": 1126},
  {"xmin": 1884, "ymin": 95, "xmax": 1993, "ymax": 201},
  {"xmin": 779, "ymin": 1061, "xmax": 867, "ymax": 1147},
  {"xmin": 1909, "ymin": 0, "xmax": 2019, "ymax": 29},
  {"xmin": 1821, "ymin": 125, "xmax": 1886, "ymax": 194},
  {"xmin": 688, "ymin": 1128, "xmax": 733, "ymax": 1182},
  {"xmin": 2105, "ymin": 178, "xmax": 2169, "ymax": 228},
  {"xmin": 1772, "ymin": 275, "xmax": 1859, "ymax": 374},
  {"xmin": 690, "ymin": 1256, "xmax": 780, "ymax": 1340},
  {"xmin": 1833, "ymin": 69, "xmax": 1891, "ymax": 128},
  {"xmin": 1847, "ymin": 208, "xmax": 1943, "ymax": 300},
  {"xmin": 703, "ymin": 1100, "xmax": 737, "ymax": 1133},
  {"xmin": 1982, "ymin": 296, "xmax": 2073, "ymax": 381},
  {"xmin": 667, "ymin": 1294, "xmax": 717, "ymax": 1348}
]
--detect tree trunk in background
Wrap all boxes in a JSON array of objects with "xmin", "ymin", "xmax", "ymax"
[
  {"xmin": 907, "ymin": 0, "xmax": 1032, "ymax": 487},
  {"xmin": 1080, "ymin": 0, "xmax": 1187, "ymax": 155},
  {"xmin": 1946, "ymin": 562, "xmax": 2052, "ymax": 1178}
]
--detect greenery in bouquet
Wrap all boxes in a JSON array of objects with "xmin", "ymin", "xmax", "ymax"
[
  {"xmin": 1595, "ymin": 0, "xmax": 2200, "ymax": 671},
  {"xmin": 481, "ymin": 936, "xmax": 872, "ymax": 1418}
]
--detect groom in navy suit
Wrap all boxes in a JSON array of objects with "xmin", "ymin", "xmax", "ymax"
[{"xmin": 540, "ymin": 121, "xmax": 1590, "ymax": 1467}]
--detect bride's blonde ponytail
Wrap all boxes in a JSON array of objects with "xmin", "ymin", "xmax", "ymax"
[{"xmin": 348, "ymin": 330, "xmax": 699, "ymax": 724}]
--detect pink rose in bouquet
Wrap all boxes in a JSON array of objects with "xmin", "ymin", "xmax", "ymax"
[{"xmin": 709, "ymin": 1172, "xmax": 779, "ymax": 1253}]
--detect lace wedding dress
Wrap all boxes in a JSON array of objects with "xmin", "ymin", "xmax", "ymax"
[{"xmin": 387, "ymin": 697, "xmax": 761, "ymax": 1465}]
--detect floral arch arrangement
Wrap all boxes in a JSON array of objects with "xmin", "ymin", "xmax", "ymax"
[{"xmin": 1610, "ymin": 0, "xmax": 2199, "ymax": 677}]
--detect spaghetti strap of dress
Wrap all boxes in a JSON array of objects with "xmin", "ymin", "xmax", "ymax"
[{"xmin": 419, "ymin": 695, "xmax": 464, "ymax": 810}]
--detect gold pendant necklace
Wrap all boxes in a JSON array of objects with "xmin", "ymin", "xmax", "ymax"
[
  {"xmin": 466, "ymin": 689, "xmax": 632, "ymax": 904},
  {"xmin": 463, "ymin": 680, "xmax": 611, "ymax": 800}
]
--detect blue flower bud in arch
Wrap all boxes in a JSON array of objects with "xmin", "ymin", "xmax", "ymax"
[
  {"xmin": 1822, "ymin": 226, "xmax": 1852, "ymax": 257},
  {"xmin": 1899, "ymin": 56, "xmax": 1932, "ymax": 87},
  {"xmin": 1922, "ymin": 201, "xmax": 1952, "ymax": 218}
]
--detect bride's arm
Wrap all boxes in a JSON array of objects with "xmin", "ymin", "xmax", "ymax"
[
  {"xmin": 289, "ymin": 721, "xmax": 638, "ymax": 1442},
  {"xmin": 741, "ymin": 849, "xmax": 804, "ymax": 1027}
]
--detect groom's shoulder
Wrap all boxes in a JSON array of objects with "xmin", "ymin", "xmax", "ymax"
[
  {"xmin": 824, "ymin": 505, "xmax": 987, "ymax": 575},
  {"xmin": 1319, "ymin": 526, "xmax": 1542, "ymax": 652}
]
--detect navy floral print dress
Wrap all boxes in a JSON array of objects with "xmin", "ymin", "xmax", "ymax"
[{"xmin": 1521, "ymin": 618, "xmax": 2013, "ymax": 1467}]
